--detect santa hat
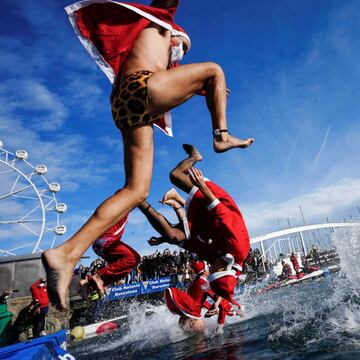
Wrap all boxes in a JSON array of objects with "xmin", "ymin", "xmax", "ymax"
[
  {"xmin": 171, "ymin": 24, "xmax": 191, "ymax": 50},
  {"xmin": 191, "ymin": 260, "xmax": 205, "ymax": 275},
  {"xmin": 221, "ymin": 254, "xmax": 243, "ymax": 278},
  {"xmin": 208, "ymin": 270, "xmax": 241, "ymax": 308}
]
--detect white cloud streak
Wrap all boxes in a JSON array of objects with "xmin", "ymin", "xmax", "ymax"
[{"xmin": 242, "ymin": 178, "xmax": 360, "ymax": 236}]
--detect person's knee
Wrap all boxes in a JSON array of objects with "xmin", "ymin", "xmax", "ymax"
[
  {"xmin": 124, "ymin": 185, "xmax": 150, "ymax": 206},
  {"xmin": 205, "ymin": 62, "xmax": 224, "ymax": 78},
  {"xmin": 169, "ymin": 168, "xmax": 181, "ymax": 185}
]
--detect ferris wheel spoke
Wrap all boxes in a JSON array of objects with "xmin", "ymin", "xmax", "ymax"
[
  {"xmin": 19, "ymin": 204, "xmax": 41, "ymax": 221},
  {"xmin": 19, "ymin": 222, "xmax": 40, "ymax": 236},
  {"xmin": 28, "ymin": 171, "xmax": 35, "ymax": 180},
  {"xmin": 8, "ymin": 242, "xmax": 36, "ymax": 252},
  {"xmin": 0, "ymin": 169, "xmax": 16, "ymax": 175},
  {"xmin": 50, "ymin": 236, "xmax": 57, "ymax": 249},
  {"xmin": 0, "ymin": 249, "xmax": 16, "ymax": 256},
  {"xmin": 0, "ymin": 219, "xmax": 43, "ymax": 224},
  {"xmin": 44, "ymin": 198, "xmax": 55, "ymax": 210},
  {"xmin": 10, "ymin": 172, "xmax": 21, "ymax": 193},
  {"xmin": 12, "ymin": 194, "xmax": 39, "ymax": 201},
  {"xmin": 42, "ymin": 193, "xmax": 56, "ymax": 200},
  {"xmin": 0, "ymin": 184, "xmax": 33, "ymax": 200}
]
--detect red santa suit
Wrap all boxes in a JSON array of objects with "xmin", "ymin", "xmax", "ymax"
[
  {"xmin": 30, "ymin": 280, "xmax": 49, "ymax": 309},
  {"xmin": 65, "ymin": 0, "xmax": 190, "ymax": 136},
  {"xmin": 290, "ymin": 254, "xmax": 300, "ymax": 273},
  {"xmin": 217, "ymin": 299, "xmax": 238, "ymax": 325},
  {"xmin": 92, "ymin": 214, "xmax": 140, "ymax": 285},
  {"xmin": 165, "ymin": 275, "xmax": 210, "ymax": 319},
  {"xmin": 182, "ymin": 181, "xmax": 250, "ymax": 269}
]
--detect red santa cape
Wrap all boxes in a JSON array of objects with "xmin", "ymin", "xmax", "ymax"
[
  {"xmin": 165, "ymin": 288, "xmax": 202, "ymax": 319},
  {"xmin": 65, "ymin": 0, "xmax": 190, "ymax": 137},
  {"xmin": 164, "ymin": 274, "xmax": 209, "ymax": 319}
]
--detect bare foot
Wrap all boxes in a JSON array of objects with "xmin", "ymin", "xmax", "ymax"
[
  {"xmin": 42, "ymin": 248, "xmax": 77, "ymax": 310},
  {"xmin": 182, "ymin": 144, "xmax": 202, "ymax": 161},
  {"xmin": 159, "ymin": 188, "xmax": 185, "ymax": 206},
  {"xmin": 148, "ymin": 236, "xmax": 166, "ymax": 246},
  {"xmin": 91, "ymin": 273, "xmax": 105, "ymax": 296},
  {"xmin": 163, "ymin": 199, "xmax": 181, "ymax": 210},
  {"xmin": 213, "ymin": 135, "xmax": 255, "ymax": 153}
]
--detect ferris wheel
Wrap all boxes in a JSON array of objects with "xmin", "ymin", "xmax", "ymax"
[{"xmin": 0, "ymin": 140, "xmax": 67, "ymax": 256}]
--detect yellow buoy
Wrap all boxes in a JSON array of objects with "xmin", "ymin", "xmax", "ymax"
[{"xmin": 70, "ymin": 326, "xmax": 85, "ymax": 340}]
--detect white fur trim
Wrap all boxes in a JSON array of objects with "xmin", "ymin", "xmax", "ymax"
[
  {"xmin": 208, "ymin": 270, "xmax": 236, "ymax": 283},
  {"xmin": 222, "ymin": 253, "xmax": 234, "ymax": 264},
  {"xmin": 113, "ymin": 216, "xmax": 129, "ymax": 236},
  {"xmin": 183, "ymin": 178, "xmax": 210, "ymax": 239},
  {"xmin": 207, "ymin": 199, "xmax": 220, "ymax": 211},
  {"xmin": 158, "ymin": 111, "xmax": 173, "ymax": 137},
  {"xmin": 232, "ymin": 263, "xmax": 243, "ymax": 272},
  {"xmin": 65, "ymin": 1, "xmax": 116, "ymax": 83},
  {"xmin": 197, "ymin": 235, "xmax": 207, "ymax": 243}
]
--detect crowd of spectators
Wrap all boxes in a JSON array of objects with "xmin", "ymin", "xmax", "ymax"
[
  {"xmin": 72, "ymin": 243, "xmax": 341, "ymax": 289},
  {"xmin": 74, "ymin": 249, "xmax": 197, "ymax": 287},
  {"xmin": 242, "ymin": 248, "xmax": 272, "ymax": 283}
]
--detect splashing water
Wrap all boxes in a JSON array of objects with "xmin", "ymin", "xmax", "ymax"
[{"xmin": 71, "ymin": 226, "xmax": 360, "ymax": 360}]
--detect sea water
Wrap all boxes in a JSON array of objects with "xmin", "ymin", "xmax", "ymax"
[{"xmin": 71, "ymin": 225, "xmax": 360, "ymax": 360}]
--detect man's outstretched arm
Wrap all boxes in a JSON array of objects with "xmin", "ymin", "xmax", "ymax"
[{"xmin": 150, "ymin": 0, "xmax": 179, "ymax": 9}]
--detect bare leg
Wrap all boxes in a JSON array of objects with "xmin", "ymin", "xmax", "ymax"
[
  {"xmin": 148, "ymin": 63, "xmax": 254, "ymax": 153},
  {"xmin": 42, "ymin": 126, "xmax": 154, "ymax": 309},
  {"xmin": 169, "ymin": 144, "xmax": 202, "ymax": 194},
  {"xmin": 138, "ymin": 201, "xmax": 186, "ymax": 244}
]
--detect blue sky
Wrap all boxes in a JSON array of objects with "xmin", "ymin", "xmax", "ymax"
[{"xmin": 1, "ymin": 0, "xmax": 360, "ymax": 261}]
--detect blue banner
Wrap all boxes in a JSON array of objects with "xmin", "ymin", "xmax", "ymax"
[
  {"xmin": 106, "ymin": 277, "xmax": 246, "ymax": 301},
  {"xmin": 144, "ymin": 277, "xmax": 171, "ymax": 294},
  {"xmin": 108, "ymin": 282, "xmax": 143, "ymax": 301}
]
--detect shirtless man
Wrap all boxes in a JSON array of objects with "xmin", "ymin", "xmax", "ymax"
[{"xmin": 43, "ymin": 0, "xmax": 254, "ymax": 309}]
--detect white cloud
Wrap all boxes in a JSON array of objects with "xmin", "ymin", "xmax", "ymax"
[
  {"xmin": 242, "ymin": 178, "xmax": 360, "ymax": 236},
  {"xmin": 0, "ymin": 79, "xmax": 68, "ymax": 130}
]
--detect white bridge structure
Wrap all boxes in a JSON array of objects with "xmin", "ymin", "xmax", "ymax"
[{"xmin": 250, "ymin": 222, "xmax": 360, "ymax": 265}]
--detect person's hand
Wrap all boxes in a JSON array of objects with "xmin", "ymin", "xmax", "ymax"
[
  {"xmin": 188, "ymin": 168, "xmax": 206, "ymax": 189},
  {"xmin": 205, "ymin": 306, "xmax": 219, "ymax": 317},
  {"xmin": 34, "ymin": 307, "xmax": 41, "ymax": 315}
]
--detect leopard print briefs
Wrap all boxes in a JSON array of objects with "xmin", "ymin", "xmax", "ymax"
[{"xmin": 111, "ymin": 70, "xmax": 162, "ymax": 130}]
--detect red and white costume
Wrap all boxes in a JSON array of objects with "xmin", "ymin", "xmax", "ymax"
[
  {"xmin": 290, "ymin": 254, "xmax": 300, "ymax": 273},
  {"xmin": 182, "ymin": 180, "xmax": 250, "ymax": 269},
  {"xmin": 30, "ymin": 280, "xmax": 49, "ymax": 310},
  {"xmin": 216, "ymin": 298, "xmax": 237, "ymax": 325},
  {"xmin": 92, "ymin": 214, "xmax": 140, "ymax": 285},
  {"xmin": 65, "ymin": 0, "xmax": 190, "ymax": 136},
  {"xmin": 165, "ymin": 261, "xmax": 211, "ymax": 319}
]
